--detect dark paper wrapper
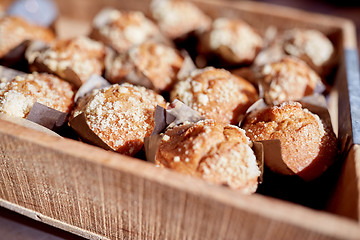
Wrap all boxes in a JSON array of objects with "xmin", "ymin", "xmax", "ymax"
[
  {"xmin": 258, "ymin": 139, "xmax": 293, "ymax": 176},
  {"xmin": 69, "ymin": 112, "xmax": 113, "ymax": 151},
  {"xmin": 240, "ymin": 94, "xmax": 337, "ymax": 180},
  {"xmin": 176, "ymin": 51, "xmax": 197, "ymax": 81},
  {"xmin": 68, "ymin": 75, "xmax": 116, "ymax": 151},
  {"xmin": 144, "ymin": 100, "xmax": 204, "ymax": 163},
  {"xmin": 0, "ymin": 113, "xmax": 60, "ymax": 137},
  {"xmin": 299, "ymin": 94, "xmax": 330, "ymax": 124},
  {"xmin": 74, "ymin": 74, "xmax": 110, "ymax": 102},
  {"xmin": 239, "ymin": 99, "xmax": 294, "ymax": 176},
  {"xmin": 26, "ymin": 102, "xmax": 68, "ymax": 131},
  {"xmin": 26, "ymin": 40, "xmax": 83, "ymax": 88},
  {"xmin": 0, "ymin": 65, "xmax": 26, "ymax": 81},
  {"xmin": 241, "ymin": 101, "xmax": 293, "ymax": 176},
  {"xmin": 144, "ymin": 100, "xmax": 265, "ymax": 184},
  {"xmin": 0, "ymin": 40, "xmax": 31, "ymax": 70}
]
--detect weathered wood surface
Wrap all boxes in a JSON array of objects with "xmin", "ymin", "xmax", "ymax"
[
  {"xmin": 0, "ymin": 0, "xmax": 359, "ymax": 239},
  {"xmin": 0, "ymin": 119, "xmax": 360, "ymax": 239}
]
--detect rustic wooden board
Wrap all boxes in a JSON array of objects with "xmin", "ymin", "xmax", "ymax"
[
  {"xmin": 0, "ymin": 119, "xmax": 360, "ymax": 240},
  {"xmin": 0, "ymin": 0, "xmax": 360, "ymax": 239},
  {"xmin": 327, "ymin": 145, "xmax": 360, "ymax": 220}
]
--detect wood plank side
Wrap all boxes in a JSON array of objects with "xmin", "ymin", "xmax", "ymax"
[
  {"xmin": 1, "ymin": 120, "xmax": 360, "ymax": 239},
  {"xmin": 1, "ymin": 0, "xmax": 359, "ymax": 238},
  {"xmin": 327, "ymin": 145, "xmax": 360, "ymax": 220}
]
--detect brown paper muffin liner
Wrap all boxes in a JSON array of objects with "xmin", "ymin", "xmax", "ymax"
[
  {"xmin": 0, "ymin": 40, "xmax": 31, "ymax": 69},
  {"xmin": 0, "ymin": 112, "xmax": 60, "ymax": 137},
  {"xmin": 0, "ymin": 65, "xmax": 26, "ymax": 81},
  {"xmin": 69, "ymin": 75, "xmax": 113, "ymax": 150},
  {"xmin": 239, "ymin": 94, "xmax": 337, "ymax": 180},
  {"xmin": 144, "ymin": 99, "xmax": 265, "ymax": 183},
  {"xmin": 25, "ymin": 40, "xmax": 83, "ymax": 88},
  {"xmin": 26, "ymin": 102, "xmax": 68, "ymax": 132},
  {"xmin": 74, "ymin": 74, "xmax": 110, "ymax": 102}
]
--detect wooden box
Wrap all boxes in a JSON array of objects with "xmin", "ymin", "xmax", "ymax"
[{"xmin": 1, "ymin": 0, "xmax": 360, "ymax": 239}]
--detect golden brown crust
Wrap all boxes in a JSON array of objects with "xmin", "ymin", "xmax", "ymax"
[
  {"xmin": 281, "ymin": 29, "xmax": 334, "ymax": 75},
  {"xmin": 28, "ymin": 36, "xmax": 106, "ymax": 86},
  {"xmin": 242, "ymin": 101, "xmax": 338, "ymax": 180},
  {"xmin": 150, "ymin": 0, "xmax": 211, "ymax": 39},
  {"xmin": 106, "ymin": 42, "xmax": 184, "ymax": 92},
  {"xmin": 170, "ymin": 67, "xmax": 258, "ymax": 124},
  {"xmin": 0, "ymin": 16, "xmax": 54, "ymax": 58},
  {"xmin": 90, "ymin": 9, "xmax": 163, "ymax": 53},
  {"xmin": 0, "ymin": 72, "xmax": 75, "ymax": 118},
  {"xmin": 198, "ymin": 18, "xmax": 264, "ymax": 65},
  {"xmin": 254, "ymin": 28, "xmax": 335, "ymax": 76},
  {"xmin": 155, "ymin": 120, "xmax": 260, "ymax": 193},
  {"xmin": 72, "ymin": 83, "xmax": 167, "ymax": 156},
  {"xmin": 257, "ymin": 57, "xmax": 321, "ymax": 104}
]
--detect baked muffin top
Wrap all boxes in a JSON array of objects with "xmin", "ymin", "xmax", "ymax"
[
  {"xmin": 156, "ymin": 119, "xmax": 260, "ymax": 193},
  {"xmin": 0, "ymin": 16, "xmax": 54, "ymax": 58},
  {"xmin": 72, "ymin": 83, "xmax": 166, "ymax": 155},
  {"xmin": 171, "ymin": 67, "xmax": 258, "ymax": 124},
  {"xmin": 0, "ymin": 72, "xmax": 75, "ymax": 118}
]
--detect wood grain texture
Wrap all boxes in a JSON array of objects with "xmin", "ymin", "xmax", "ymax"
[
  {"xmin": 0, "ymin": 119, "xmax": 360, "ymax": 240},
  {"xmin": 0, "ymin": 0, "xmax": 359, "ymax": 239},
  {"xmin": 327, "ymin": 145, "xmax": 360, "ymax": 220}
]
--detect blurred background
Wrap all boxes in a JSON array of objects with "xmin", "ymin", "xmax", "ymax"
[
  {"xmin": 254, "ymin": 0, "xmax": 360, "ymax": 54},
  {"xmin": 1, "ymin": 0, "xmax": 359, "ymax": 52}
]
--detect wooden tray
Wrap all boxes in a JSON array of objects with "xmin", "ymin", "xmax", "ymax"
[{"xmin": 1, "ymin": 0, "xmax": 360, "ymax": 239}]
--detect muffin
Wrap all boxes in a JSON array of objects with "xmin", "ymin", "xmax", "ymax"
[
  {"xmin": 106, "ymin": 42, "xmax": 184, "ymax": 92},
  {"xmin": 90, "ymin": 8, "xmax": 164, "ymax": 53},
  {"xmin": 0, "ymin": 16, "xmax": 54, "ymax": 62},
  {"xmin": 155, "ymin": 119, "xmax": 260, "ymax": 193},
  {"xmin": 198, "ymin": 18, "xmax": 263, "ymax": 65},
  {"xmin": 70, "ymin": 83, "xmax": 167, "ymax": 156},
  {"xmin": 256, "ymin": 57, "xmax": 322, "ymax": 104},
  {"xmin": 171, "ymin": 67, "xmax": 258, "ymax": 124},
  {"xmin": 242, "ymin": 101, "xmax": 338, "ymax": 181},
  {"xmin": 149, "ymin": 0, "xmax": 211, "ymax": 39},
  {"xmin": 26, "ymin": 36, "xmax": 106, "ymax": 88},
  {"xmin": 281, "ymin": 29, "xmax": 334, "ymax": 76},
  {"xmin": 0, "ymin": 72, "xmax": 75, "ymax": 118},
  {"xmin": 254, "ymin": 28, "xmax": 334, "ymax": 76}
]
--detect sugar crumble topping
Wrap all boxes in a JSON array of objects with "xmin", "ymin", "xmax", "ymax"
[
  {"xmin": 283, "ymin": 29, "xmax": 334, "ymax": 67},
  {"xmin": 93, "ymin": 9, "xmax": 161, "ymax": 53},
  {"xmin": 127, "ymin": 42, "xmax": 184, "ymax": 90},
  {"xmin": 78, "ymin": 83, "xmax": 165, "ymax": 154},
  {"xmin": 243, "ymin": 101, "xmax": 327, "ymax": 173},
  {"xmin": 171, "ymin": 67, "xmax": 257, "ymax": 124},
  {"xmin": 35, "ymin": 36, "xmax": 105, "ymax": 83},
  {"xmin": 261, "ymin": 57, "xmax": 321, "ymax": 104},
  {"xmin": 0, "ymin": 73, "xmax": 74, "ymax": 118},
  {"xmin": 198, "ymin": 143, "xmax": 260, "ymax": 194},
  {"xmin": 157, "ymin": 120, "xmax": 260, "ymax": 193},
  {"xmin": 208, "ymin": 18, "xmax": 263, "ymax": 62},
  {"xmin": 150, "ymin": 0, "xmax": 211, "ymax": 38}
]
